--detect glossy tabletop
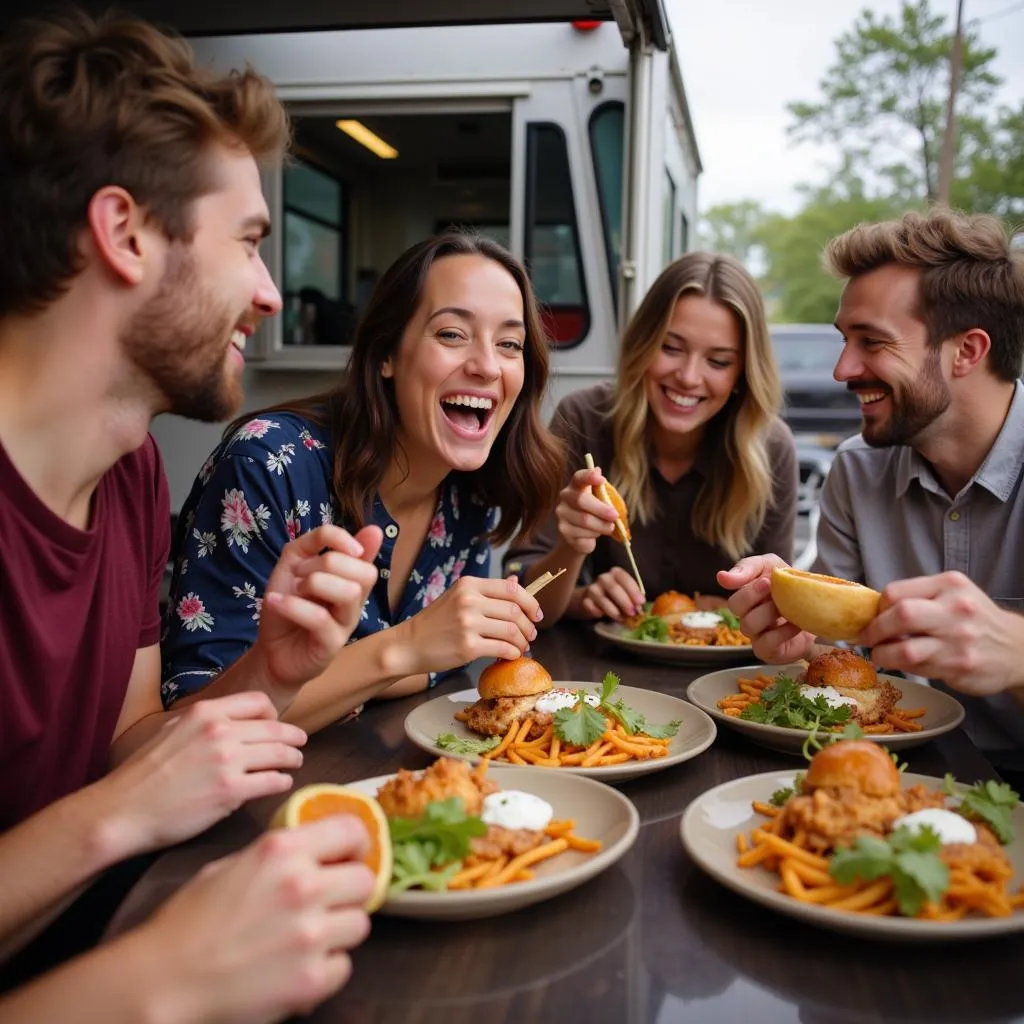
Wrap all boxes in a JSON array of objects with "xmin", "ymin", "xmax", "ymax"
[{"xmin": 107, "ymin": 623, "xmax": 1024, "ymax": 1024}]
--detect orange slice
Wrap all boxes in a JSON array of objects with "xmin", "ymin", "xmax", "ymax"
[{"xmin": 270, "ymin": 785, "xmax": 393, "ymax": 912}]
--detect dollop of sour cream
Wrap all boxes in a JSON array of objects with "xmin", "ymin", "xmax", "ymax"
[
  {"xmin": 481, "ymin": 791, "xmax": 554, "ymax": 831},
  {"xmin": 680, "ymin": 611, "xmax": 723, "ymax": 629},
  {"xmin": 892, "ymin": 808, "xmax": 978, "ymax": 846},
  {"xmin": 534, "ymin": 688, "xmax": 600, "ymax": 715},
  {"xmin": 798, "ymin": 684, "xmax": 859, "ymax": 709}
]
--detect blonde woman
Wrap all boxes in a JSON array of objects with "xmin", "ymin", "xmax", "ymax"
[{"xmin": 505, "ymin": 252, "xmax": 798, "ymax": 625}]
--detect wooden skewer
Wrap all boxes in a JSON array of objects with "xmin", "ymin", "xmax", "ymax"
[
  {"xmin": 583, "ymin": 453, "xmax": 646, "ymax": 596},
  {"xmin": 525, "ymin": 567, "xmax": 568, "ymax": 597}
]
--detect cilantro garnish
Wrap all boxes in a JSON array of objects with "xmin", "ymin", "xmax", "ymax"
[
  {"xmin": 829, "ymin": 826, "xmax": 949, "ymax": 917},
  {"xmin": 741, "ymin": 675, "xmax": 852, "ymax": 732},
  {"xmin": 627, "ymin": 614, "xmax": 668, "ymax": 643},
  {"xmin": 553, "ymin": 672, "xmax": 681, "ymax": 746},
  {"xmin": 943, "ymin": 775, "xmax": 1019, "ymax": 844},
  {"xmin": 769, "ymin": 771, "xmax": 807, "ymax": 807},
  {"xmin": 387, "ymin": 797, "xmax": 487, "ymax": 894},
  {"xmin": 435, "ymin": 732, "xmax": 501, "ymax": 756}
]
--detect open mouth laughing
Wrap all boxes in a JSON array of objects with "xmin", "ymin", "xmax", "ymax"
[
  {"xmin": 439, "ymin": 392, "xmax": 497, "ymax": 438},
  {"xmin": 663, "ymin": 386, "xmax": 704, "ymax": 410}
]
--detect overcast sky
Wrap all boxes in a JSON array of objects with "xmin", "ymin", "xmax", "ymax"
[{"xmin": 664, "ymin": 0, "xmax": 1024, "ymax": 216}]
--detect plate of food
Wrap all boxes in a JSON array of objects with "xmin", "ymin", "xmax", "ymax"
[
  {"xmin": 594, "ymin": 590, "xmax": 754, "ymax": 665},
  {"xmin": 680, "ymin": 738, "xmax": 1024, "ymax": 940},
  {"xmin": 687, "ymin": 648, "xmax": 964, "ymax": 754},
  {"xmin": 274, "ymin": 757, "xmax": 639, "ymax": 921},
  {"xmin": 404, "ymin": 655, "xmax": 716, "ymax": 782}
]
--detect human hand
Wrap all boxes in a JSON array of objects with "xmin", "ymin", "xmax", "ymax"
[
  {"xmin": 571, "ymin": 567, "xmax": 645, "ymax": 621},
  {"xmin": 100, "ymin": 692, "xmax": 307, "ymax": 857},
  {"xmin": 859, "ymin": 572, "xmax": 1024, "ymax": 696},
  {"xmin": 139, "ymin": 816, "xmax": 373, "ymax": 1024},
  {"xmin": 716, "ymin": 554, "xmax": 815, "ymax": 663},
  {"xmin": 398, "ymin": 576, "xmax": 543, "ymax": 674},
  {"xmin": 254, "ymin": 524, "xmax": 382, "ymax": 693},
  {"xmin": 555, "ymin": 467, "xmax": 620, "ymax": 555}
]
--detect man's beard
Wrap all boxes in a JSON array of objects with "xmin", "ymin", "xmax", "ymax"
[
  {"xmin": 862, "ymin": 348, "xmax": 951, "ymax": 448},
  {"xmin": 122, "ymin": 246, "xmax": 243, "ymax": 422}
]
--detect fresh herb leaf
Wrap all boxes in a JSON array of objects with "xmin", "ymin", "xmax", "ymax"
[
  {"xmin": 600, "ymin": 671, "xmax": 621, "ymax": 704},
  {"xmin": 554, "ymin": 700, "xmax": 608, "ymax": 747},
  {"xmin": 770, "ymin": 786, "xmax": 795, "ymax": 807},
  {"xmin": 628, "ymin": 614, "xmax": 668, "ymax": 643},
  {"xmin": 717, "ymin": 607, "xmax": 741, "ymax": 630},
  {"xmin": 641, "ymin": 718, "xmax": 681, "ymax": 739},
  {"xmin": 829, "ymin": 826, "xmax": 949, "ymax": 917},
  {"xmin": 604, "ymin": 698, "xmax": 646, "ymax": 735},
  {"xmin": 387, "ymin": 797, "xmax": 487, "ymax": 893},
  {"xmin": 740, "ymin": 675, "xmax": 852, "ymax": 732},
  {"xmin": 838, "ymin": 722, "xmax": 866, "ymax": 740},
  {"xmin": 435, "ymin": 732, "xmax": 501, "ymax": 756},
  {"xmin": 955, "ymin": 779, "xmax": 1019, "ymax": 844}
]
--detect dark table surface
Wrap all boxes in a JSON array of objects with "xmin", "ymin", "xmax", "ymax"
[{"xmin": 107, "ymin": 623, "xmax": 1024, "ymax": 1024}]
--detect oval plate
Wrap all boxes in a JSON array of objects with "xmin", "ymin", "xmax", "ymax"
[
  {"xmin": 404, "ymin": 683, "xmax": 716, "ymax": 782},
  {"xmin": 594, "ymin": 621, "xmax": 754, "ymax": 666},
  {"xmin": 687, "ymin": 663, "xmax": 964, "ymax": 755},
  {"xmin": 349, "ymin": 764, "xmax": 639, "ymax": 920},
  {"xmin": 681, "ymin": 769, "xmax": 1024, "ymax": 941}
]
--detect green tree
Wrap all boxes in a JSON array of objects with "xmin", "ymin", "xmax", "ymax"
[
  {"xmin": 955, "ymin": 101, "xmax": 1024, "ymax": 220},
  {"xmin": 787, "ymin": 0, "xmax": 1001, "ymax": 203},
  {"xmin": 699, "ymin": 200, "xmax": 769, "ymax": 265}
]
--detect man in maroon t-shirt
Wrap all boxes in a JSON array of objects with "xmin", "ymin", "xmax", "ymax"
[{"xmin": 0, "ymin": 10, "xmax": 384, "ymax": 1019}]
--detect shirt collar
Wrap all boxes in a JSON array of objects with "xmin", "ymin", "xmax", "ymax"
[{"xmin": 894, "ymin": 379, "xmax": 1024, "ymax": 501}]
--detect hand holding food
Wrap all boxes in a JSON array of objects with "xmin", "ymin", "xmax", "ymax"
[
  {"xmin": 859, "ymin": 572, "xmax": 1024, "ymax": 696},
  {"xmin": 554, "ymin": 466, "xmax": 623, "ymax": 555},
  {"xmin": 142, "ymin": 815, "xmax": 373, "ymax": 1023},
  {"xmin": 738, "ymin": 739, "xmax": 1024, "ymax": 921},
  {"xmin": 717, "ymin": 554, "xmax": 817, "ymax": 663},
  {"xmin": 254, "ymin": 523, "xmax": 383, "ymax": 692},
  {"xmin": 397, "ymin": 575, "xmax": 542, "ymax": 673},
  {"xmin": 770, "ymin": 566, "xmax": 881, "ymax": 643}
]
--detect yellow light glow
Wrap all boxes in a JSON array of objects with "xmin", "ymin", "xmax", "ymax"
[{"xmin": 335, "ymin": 119, "xmax": 398, "ymax": 159}]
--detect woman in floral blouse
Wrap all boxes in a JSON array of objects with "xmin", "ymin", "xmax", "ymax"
[{"xmin": 162, "ymin": 232, "xmax": 565, "ymax": 733}]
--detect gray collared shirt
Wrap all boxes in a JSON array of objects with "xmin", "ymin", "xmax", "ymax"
[{"xmin": 814, "ymin": 379, "xmax": 1024, "ymax": 750}]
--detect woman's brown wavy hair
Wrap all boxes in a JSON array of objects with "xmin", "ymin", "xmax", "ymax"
[{"xmin": 228, "ymin": 232, "xmax": 565, "ymax": 545}]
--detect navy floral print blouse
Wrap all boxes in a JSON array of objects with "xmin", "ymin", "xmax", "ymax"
[{"xmin": 161, "ymin": 411, "xmax": 496, "ymax": 708}]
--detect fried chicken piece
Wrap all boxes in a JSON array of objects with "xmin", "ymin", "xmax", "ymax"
[
  {"xmin": 802, "ymin": 648, "xmax": 903, "ymax": 726},
  {"xmin": 779, "ymin": 783, "xmax": 947, "ymax": 852},
  {"xmin": 376, "ymin": 757, "xmax": 497, "ymax": 819},
  {"xmin": 469, "ymin": 825, "xmax": 546, "ymax": 861},
  {"xmin": 668, "ymin": 622, "xmax": 718, "ymax": 645},
  {"xmin": 456, "ymin": 695, "xmax": 553, "ymax": 738}
]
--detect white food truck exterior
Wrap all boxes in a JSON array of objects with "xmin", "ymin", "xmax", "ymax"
[{"xmin": 152, "ymin": 14, "xmax": 701, "ymax": 508}]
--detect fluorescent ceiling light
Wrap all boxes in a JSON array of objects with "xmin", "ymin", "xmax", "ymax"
[{"xmin": 335, "ymin": 119, "xmax": 398, "ymax": 159}]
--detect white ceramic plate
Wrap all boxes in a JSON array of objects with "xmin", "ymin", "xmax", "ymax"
[
  {"xmin": 404, "ymin": 683, "xmax": 716, "ymax": 782},
  {"xmin": 681, "ymin": 769, "xmax": 1024, "ymax": 941},
  {"xmin": 594, "ymin": 621, "xmax": 754, "ymax": 665},
  {"xmin": 348, "ymin": 764, "xmax": 639, "ymax": 920},
  {"xmin": 687, "ymin": 662, "xmax": 964, "ymax": 754}
]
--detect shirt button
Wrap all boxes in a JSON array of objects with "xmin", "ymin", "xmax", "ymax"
[
  {"xmin": 380, "ymin": 568, "xmax": 390, "ymax": 579},
  {"xmin": 949, "ymin": 511, "xmax": 960, "ymax": 522},
  {"xmin": 384, "ymin": 524, "xmax": 399, "ymax": 538}
]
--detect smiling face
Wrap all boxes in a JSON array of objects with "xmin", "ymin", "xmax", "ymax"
[
  {"xmin": 382, "ymin": 253, "xmax": 527, "ymax": 477},
  {"xmin": 833, "ymin": 264, "xmax": 952, "ymax": 448},
  {"xmin": 122, "ymin": 143, "xmax": 282, "ymax": 422},
  {"xmin": 643, "ymin": 293, "xmax": 744, "ymax": 446}
]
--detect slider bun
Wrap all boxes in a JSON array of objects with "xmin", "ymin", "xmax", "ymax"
[
  {"xmin": 651, "ymin": 590, "xmax": 697, "ymax": 624},
  {"xmin": 770, "ymin": 566, "xmax": 880, "ymax": 642},
  {"xmin": 804, "ymin": 739, "xmax": 900, "ymax": 797},
  {"xmin": 804, "ymin": 648, "xmax": 879, "ymax": 691},
  {"xmin": 591, "ymin": 479, "xmax": 631, "ymax": 542},
  {"xmin": 477, "ymin": 656, "xmax": 553, "ymax": 700}
]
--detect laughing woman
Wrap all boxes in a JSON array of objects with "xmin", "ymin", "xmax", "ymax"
[
  {"xmin": 504, "ymin": 251, "xmax": 798, "ymax": 626},
  {"xmin": 162, "ymin": 232, "xmax": 564, "ymax": 733}
]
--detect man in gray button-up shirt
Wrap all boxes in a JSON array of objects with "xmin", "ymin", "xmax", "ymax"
[{"xmin": 723, "ymin": 209, "xmax": 1024, "ymax": 763}]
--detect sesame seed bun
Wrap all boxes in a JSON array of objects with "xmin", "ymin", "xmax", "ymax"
[{"xmin": 477, "ymin": 656, "xmax": 553, "ymax": 700}]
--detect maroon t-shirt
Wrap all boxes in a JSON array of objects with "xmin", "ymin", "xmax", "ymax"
[{"xmin": 0, "ymin": 435, "xmax": 170, "ymax": 829}]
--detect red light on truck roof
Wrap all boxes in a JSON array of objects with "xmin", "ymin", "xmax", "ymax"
[{"xmin": 571, "ymin": 20, "xmax": 603, "ymax": 31}]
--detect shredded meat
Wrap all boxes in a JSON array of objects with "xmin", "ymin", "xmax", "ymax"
[
  {"xmin": 469, "ymin": 825, "xmax": 545, "ymax": 861},
  {"xmin": 457, "ymin": 695, "xmax": 553, "ymax": 737},
  {"xmin": 778, "ymin": 783, "xmax": 947, "ymax": 852},
  {"xmin": 376, "ymin": 757, "xmax": 497, "ymax": 819}
]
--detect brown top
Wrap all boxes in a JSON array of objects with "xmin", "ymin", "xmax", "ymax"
[{"xmin": 503, "ymin": 382, "xmax": 798, "ymax": 599}]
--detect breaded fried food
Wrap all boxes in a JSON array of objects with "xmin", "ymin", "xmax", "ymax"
[
  {"xmin": 458, "ymin": 695, "xmax": 553, "ymax": 738},
  {"xmin": 803, "ymin": 648, "xmax": 903, "ymax": 726},
  {"xmin": 456, "ymin": 656, "xmax": 554, "ymax": 738},
  {"xmin": 376, "ymin": 757, "xmax": 497, "ymax": 819},
  {"xmin": 469, "ymin": 824, "xmax": 545, "ymax": 860}
]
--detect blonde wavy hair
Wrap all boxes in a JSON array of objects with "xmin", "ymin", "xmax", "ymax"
[{"xmin": 611, "ymin": 252, "xmax": 782, "ymax": 562}]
